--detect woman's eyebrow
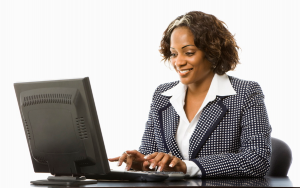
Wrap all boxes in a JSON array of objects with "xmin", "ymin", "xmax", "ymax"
[
  {"xmin": 170, "ymin": 45, "xmax": 195, "ymax": 49},
  {"xmin": 182, "ymin": 45, "xmax": 195, "ymax": 49}
]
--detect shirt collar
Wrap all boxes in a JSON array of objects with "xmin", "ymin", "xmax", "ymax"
[{"xmin": 161, "ymin": 73, "xmax": 237, "ymax": 101}]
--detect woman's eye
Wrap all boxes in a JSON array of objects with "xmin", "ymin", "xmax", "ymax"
[
  {"xmin": 186, "ymin": 52, "xmax": 195, "ymax": 56},
  {"xmin": 170, "ymin": 53, "xmax": 177, "ymax": 57}
]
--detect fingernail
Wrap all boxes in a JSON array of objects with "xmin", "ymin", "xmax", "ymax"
[
  {"xmin": 149, "ymin": 163, "xmax": 155, "ymax": 169},
  {"xmin": 117, "ymin": 161, "xmax": 120, "ymax": 166},
  {"xmin": 157, "ymin": 166, "xmax": 161, "ymax": 172},
  {"xmin": 169, "ymin": 164, "xmax": 173, "ymax": 167},
  {"xmin": 144, "ymin": 155, "xmax": 148, "ymax": 159},
  {"xmin": 125, "ymin": 166, "xmax": 129, "ymax": 171}
]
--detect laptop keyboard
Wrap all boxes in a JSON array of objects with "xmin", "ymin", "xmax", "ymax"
[
  {"xmin": 93, "ymin": 170, "xmax": 186, "ymax": 182},
  {"xmin": 152, "ymin": 171, "xmax": 185, "ymax": 175},
  {"xmin": 127, "ymin": 170, "xmax": 184, "ymax": 174}
]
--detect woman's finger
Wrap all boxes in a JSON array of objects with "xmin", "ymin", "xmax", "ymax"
[
  {"xmin": 108, "ymin": 156, "xmax": 120, "ymax": 162},
  {"xmin": 157, "ymin": 154, "xmax": 171, "ymax": 172},
  {"xmin": 117, "ymin": 152, "xmax": 128, "ymax": 166},
  {"xmin": 125, "ymin": 150, "xmax": 138, "ymax": 155},
  {"xmin": 126, "ymin": 150, "xmax": 145, "ymax": 162},
  {"xmin": 149, "ymin": 152, "xmax": 165, "ymax": 170},
  {"xmin": 143, "ymin": 152, "xmax": 158, "ymax": 160},
  {"xmin": 168, "ymin": 157, "xmax": 179, "ymax": 168},
  {"xmin": 125, "ymin": 154, "xmax": 134, "ymax": 171},
  {"xmin": 143, "ymin": 160, "xmax": 150, "ymax": 167},
  {"xmin": 142, "ymin": 160, "xmax": 153, "ymax": 171}
]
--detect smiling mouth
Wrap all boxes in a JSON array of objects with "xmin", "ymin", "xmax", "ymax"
[
  {"xmin": 179, "ymin": 68, "xmax": 193, "ymax": 73},
  {"xmin": 178, "ymin": 68, "xmax": 193, "ymax": 76}
]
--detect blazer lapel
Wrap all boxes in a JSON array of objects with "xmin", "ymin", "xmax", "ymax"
[
  {"xmin": 189, "ymin": 96, "xmax": 228, "ymax": 159},
  {"xmin": 158, "ymin": 99, "xmax": 183, "ymax": 159}
]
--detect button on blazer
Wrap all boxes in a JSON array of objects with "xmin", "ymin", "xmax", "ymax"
[{"xmin": 139, "ymin": 76, "xmax": 272, "ymax": 178}]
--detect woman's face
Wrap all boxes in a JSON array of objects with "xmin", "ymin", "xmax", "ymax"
[{"xmin": 170, "ymin": 26, "xmax": 213, "ymax": 86}]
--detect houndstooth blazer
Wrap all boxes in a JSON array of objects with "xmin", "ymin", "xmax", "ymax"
[{"xmin": 139, "ymin": 76, "xmax": 272, "ymax": 178}]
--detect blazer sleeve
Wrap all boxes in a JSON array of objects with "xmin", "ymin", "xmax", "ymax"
[
  {"xmin": 138, "ymin": 86, "xmax": 159, "ymax": 155},
  {"xmin": 191, "ymin": 81, "xmax": 272, "ymax": 178}
]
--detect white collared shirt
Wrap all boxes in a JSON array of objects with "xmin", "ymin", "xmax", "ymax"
[{"xmin": 161, "ymin": 73, "xmax": 236, "ymax": 176}]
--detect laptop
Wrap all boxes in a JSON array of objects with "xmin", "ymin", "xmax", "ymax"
[{"xmin": 14, "ymin": 77, "xmax": 187, "ymax": 185}]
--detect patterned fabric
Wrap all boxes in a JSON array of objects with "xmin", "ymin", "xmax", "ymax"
[{"xmin": 139, "ymin": 76, "xmax": 272, "ymax": 178}]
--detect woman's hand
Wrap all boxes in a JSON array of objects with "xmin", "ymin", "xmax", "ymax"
[
  {"xmin": 144, "ymin": 152, "xmax": 187, "ymax": 174},
  {"xmin": 108, "ymin": 150, "xmax": 149, "ymax": 171}
]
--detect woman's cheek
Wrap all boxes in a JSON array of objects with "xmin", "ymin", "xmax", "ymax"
[{"xmin": 171, "ymin": 59, "xmax": 176, "ymax": 67}]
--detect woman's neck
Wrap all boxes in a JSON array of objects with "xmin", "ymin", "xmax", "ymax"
[{"xmin": 187, "ymin": 71, "xmax": 215, "ymax": 97}]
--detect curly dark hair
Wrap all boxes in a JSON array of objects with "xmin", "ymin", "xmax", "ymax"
[{"xmin": 159, "ymin": 11, "xmax": 240, "ymax": 75}]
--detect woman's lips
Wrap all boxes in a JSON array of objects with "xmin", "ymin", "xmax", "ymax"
[{"xmin": 178, "ymin": 68, "xmax": 193, "ymax": 76}]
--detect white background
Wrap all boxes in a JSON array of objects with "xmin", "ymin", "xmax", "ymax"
[{"xmin": 1, "ymin": 0, "xmax": 299, "ymax": 185}]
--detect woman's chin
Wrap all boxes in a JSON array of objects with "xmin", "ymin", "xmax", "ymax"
[{"xmin": 179, "ymin": 79, "xmax": 190, "ymax": 85}]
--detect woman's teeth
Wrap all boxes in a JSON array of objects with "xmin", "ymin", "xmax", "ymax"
[{"xmin": 179, "ymin": 69, "xmax": 192, "ymax": 73}]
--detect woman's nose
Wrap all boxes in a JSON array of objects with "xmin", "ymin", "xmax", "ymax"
[{"xmin": 175, "ymin": 55, "xmax": 187, "ymax": 68}]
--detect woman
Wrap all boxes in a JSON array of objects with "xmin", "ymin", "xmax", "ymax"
[{"xmin": 108, "ymin": 11, "xmax": 271, "ymax": 178}]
